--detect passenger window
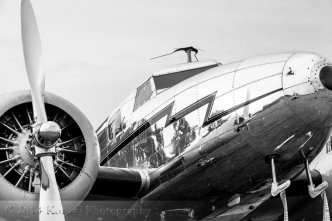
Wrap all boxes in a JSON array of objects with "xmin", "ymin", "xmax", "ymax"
[
  {"xmin": 108, "ymin": 122, "xmax": 114, "ymax": 140},
  {"xmin": 108, "ymin": 110, "xmax": 122, "ymax": 141},
  {"xmin": 134, "ymin": 80, "xmax": 153, "ymax": 111}
]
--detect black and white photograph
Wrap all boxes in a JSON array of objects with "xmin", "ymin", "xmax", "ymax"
[{"xmin": 0, "ymin": 1, "xmax": 332, "ymax": 220}]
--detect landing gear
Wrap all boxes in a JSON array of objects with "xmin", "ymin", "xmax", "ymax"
[
  {"xmin": 280, "ymin": 191, "xmax": 288, "ymax": 221},
  {"xmin": 265, "ymin": 154, "xmax": 291, "ymax": 196},
  {"xmin": 300, "ymin": 149, "xmax": 330, "ymax": 221},
  {"xmin": 265, "ymin": 153, "xmax": 290, "ymax": 221},
  {"xmin": 300, "ymin": 149, "xmax": 328, "ymax": 198},
  {"xmin": 322, "ymin": 191, "xmax": 331, "ymax": 221}
]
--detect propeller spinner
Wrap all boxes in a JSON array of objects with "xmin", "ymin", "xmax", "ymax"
[{"xmin": 21, "ymin": 0, "xmax": 65, "ymax": 220}]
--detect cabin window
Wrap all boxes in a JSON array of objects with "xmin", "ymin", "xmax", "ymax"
[
  {"xmin": 108, "ymin": 122, "xmax": 114, "ymax": 140},
  {"xmin": 134, "ymin": 80, "xmax": 153, "ymax": 111},
  {"xmin": 108, "ymin": 110, "xmax": 122, "ymax": 141}
]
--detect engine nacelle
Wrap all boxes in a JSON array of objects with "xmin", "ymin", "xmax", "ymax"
[{"xmin": 0, "ymin": 90, "xmax": 99, "ymax": 220}]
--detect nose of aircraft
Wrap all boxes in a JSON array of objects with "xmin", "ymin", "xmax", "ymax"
[
  {"xmin": 282, "ymin": 53, "xmax": 332, "ymax": 128},
  {"xmin": 320, "ymin": 66, "xmax": 332, "ymax": 90}
]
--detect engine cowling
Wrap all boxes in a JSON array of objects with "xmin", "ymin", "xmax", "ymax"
[{"xmin": 0, "ymin": 90, "xmax": 99, "ymax": 220}]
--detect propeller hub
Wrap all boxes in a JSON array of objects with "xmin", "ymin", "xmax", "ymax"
[{"xmin": 35, "ymin": 121, "xmax": 61, "ymax": 148}]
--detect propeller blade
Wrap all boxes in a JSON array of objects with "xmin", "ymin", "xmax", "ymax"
[
  {"xmin": 21, "ymin": 1, "xmax": 64, "ymax": 220},
  {"xmin": 21, "ymin": 0, "xmax": 47, "ymax": 125},
  {"xmin": 39, "ymin": 156, "xmax": 65, "ymax": 221},
  {"xmin": 243, "ymin": 89, "xmax": 250, "ymax": 120}
]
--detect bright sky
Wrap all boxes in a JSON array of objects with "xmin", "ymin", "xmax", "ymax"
[{"xmin": 0, "ymin": 0, "xmax": 332, "ymax": 128}]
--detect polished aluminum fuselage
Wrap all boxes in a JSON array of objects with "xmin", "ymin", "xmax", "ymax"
[{"xmin": 97, "ymin": 52, "xmax": 332, "ymax": 212}]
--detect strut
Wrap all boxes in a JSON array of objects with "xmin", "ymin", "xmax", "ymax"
[
  {"xmin": 266, "ymin": 153, "xmax": 290, "ymax": 221},
  {"xmin": 300, "ymin": 149, "xmax": 330, "ymax": 221},
  {"xmin": 300, "ymin": 149, "xmax": 328, "ymax": 198},
  {"xmin": 266, "ymin": 154, "xmax": 291, "ymax": 196},
  {"xmin": 322, "ymin": 191, "xmax": 331, "ymax": 221},
  {"xmin": 280, "ymin": 191, "xmax": 289, "ymax": 221}
]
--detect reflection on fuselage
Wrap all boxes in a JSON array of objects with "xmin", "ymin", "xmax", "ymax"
[{"xmin": 97, "ymin": 52, "xmax": 332, "ymax": 191}]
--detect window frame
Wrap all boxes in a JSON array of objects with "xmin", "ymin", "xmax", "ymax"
[{"xmin": 133, "ymin": 78, "xmax": 154, "ymax": 111}]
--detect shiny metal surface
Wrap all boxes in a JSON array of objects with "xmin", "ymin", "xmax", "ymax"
[
  {"xmin": 97, "ymin": 51, "xmax": 332, "ymax": 217},
  {"xmin": 211, "ymin": 92, "xmax": 234, "ymax": 117},
  {"xmin": 233, "ymin": 75, "xmax": 282, "ymax": 115},
  {"xmin": 134, "ymin": 168, "xmax": 151, "ymax": 197},
  {"xmin": 283, "ymin": 53, "xmax": 322, "ymax": 89},
  {"xmin": 132, "ymin": 98, "xmax": 155, "ymax": 128},
  {"xmin": 36, "ymin": 121, "xmax": 61, "ymax": 147},
  {"xmin": 283, "ymin": 53, "xmax": 332, "ymax": 128},
  {"xmin": 235, "ymin": 62, "xmax": 284, "ymax": 88},
  {"xmin": 311, "ymin": 61, "xmax": 332, "ymax": 92},
  {"xmin": 173, "ymin": 86, "xmax": 197, "ymax": 115},
  {"xmin": 236, "ymin": 52, "xmax": 293, "ymax": 70},
  {"xmin": 102, "ymin": 52, "xmax": 332, "ymax": 169}
]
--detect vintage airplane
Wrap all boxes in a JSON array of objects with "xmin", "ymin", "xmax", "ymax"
[{"xmin": 1, "ymin": 0, "xmax": 332, "ymax": 221}]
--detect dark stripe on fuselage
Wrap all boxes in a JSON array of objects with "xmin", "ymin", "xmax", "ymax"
[
  {"xmin": 100, "ymin": 87, "xmax": 283, "ymax": 165},
  {"xmin": 203, "ymin": 87, "xmax": 283, "ymax": 127},
  {"xmin": 167, "ymin": 92, "xmax": 217, "ymax": 127},
  {"xmin": 100, "ymin": 103, "xmax": 174, "ymax": 165}
]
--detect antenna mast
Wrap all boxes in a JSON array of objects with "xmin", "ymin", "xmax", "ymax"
[
  {"xmin": 186, "ymin": 48, "xmax": 193, "ymax": 62},
  {"xmin": 150, "ymin": 46, "xmax": 203, "ymax": 63}
]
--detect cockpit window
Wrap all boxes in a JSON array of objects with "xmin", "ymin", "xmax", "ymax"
[
  {"xmin": 152, "ymin": 60, "xmax": 220, "ymax": 93},
  {"xmin": 134, "ymin": 80, "xmax": 153, "ymax": 111},
  {"xmin": 108, "ymin": 110, "xmax": 122, "ymax": 141},
  {"xmin": 108, "ymin": 122, "xmax": 114, "ymax": 140}
]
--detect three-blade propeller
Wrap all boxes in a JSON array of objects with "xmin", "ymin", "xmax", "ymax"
[{"xmin": 21, "ymin": 0, "xmax": 64, "ymax": 220}]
